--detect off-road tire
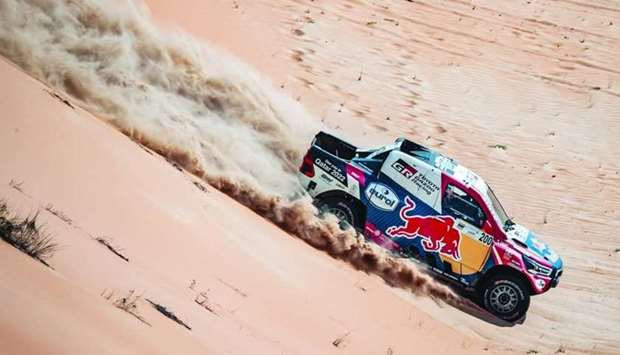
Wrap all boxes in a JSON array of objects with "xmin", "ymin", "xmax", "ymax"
[
  {"xmin": 481, "ymin": 274, "xmax": 530, "ymax": 323},
  {"xmin": 315, "ymin": 197, "xmax": 362, "ymax": 230}
]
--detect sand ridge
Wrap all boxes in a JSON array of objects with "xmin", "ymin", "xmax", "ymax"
[
  {"xmin": 146, "ymin": 0, "xmax": 620, "ymax": 353},
  {"xmin": 0, "ymin": 0, "xmax": 618, "ymax": 353},
  {"xmin": 0, "ymin": 58, "xmax": 507, "ymax": 354}
]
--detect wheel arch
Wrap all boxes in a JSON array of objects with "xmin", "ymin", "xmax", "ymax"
[
  {"xmin": 476, "ymin": 265, "xmax": 534, "ymax": 296},
  {"xmin": 315, "ymin": 190, "xmax": 367, "ymax": 223}
]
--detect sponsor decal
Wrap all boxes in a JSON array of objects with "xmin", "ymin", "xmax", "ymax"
[
  {"xmin": 506, "ymin": 224, "xmax": 529, "ymax": 244},
  {"xmin": 364, "ymin": 222, "xmax": 400, "ymax": 251},
  {"xmin": 530, "ymin": 236, "xmax": 547, "ymax": 252},
  {"xmin": 434, "ymin": 155, "xmax": 456, "ymax": 174},
  {"xmin": 391, "ymin": 159, "xmax": 440, "ymax": 197},
  {"xmin": 478, "ymin": 233, "xmax": 493, "ymax": 246},
  {"xmin": 365, "ymin": 182, "xmax": 400, "ymax": 211},
  {"xmin": 391, "ymin": 158, "xmax": 418, "ymax": 177},
  {"xmin": 314, "ymin": 157, "xmax": 346, "ymax": 185},
  {"xmin": 386, "ymin": 196, "xmax": 462, "ymax": 260},
  {"xmin": 319, "ymin": 173, "xmax": 334, "ymax": 183},
  {"xmin": 346, "ymin": 164, "xmax": 366, "ymax": 186}
]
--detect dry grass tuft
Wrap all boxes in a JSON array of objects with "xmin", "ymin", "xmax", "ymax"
[
  {"xmin": 44, "ymin": 203, "xmax": 73, "ymax": 225},
  {"xmin": 95, "ymin": 236, "xmax": 129, "ymax": 262},
  {"xmin": 9, "ymin": 179, "xmax": 25, "ymax": 193},
  {"xmin": 101, "ymin": 289, "xmax": 151, "ymax": 326},
  {"xmin": 146, "ymin": 299, "xmax": 192, "ymax": 331},
  {"xmin": 0, "ymin": 200, "xmax": 58, "ymax": 267}
]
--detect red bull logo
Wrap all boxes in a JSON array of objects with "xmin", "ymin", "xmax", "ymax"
[{"xmin": 386, "ymin": 196, "xmax": 462, "ymax": 260}]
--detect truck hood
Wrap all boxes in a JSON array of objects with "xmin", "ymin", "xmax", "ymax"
[{"xmin": 505, "ymin": 223, "xmax": 563, "ymax": 269}]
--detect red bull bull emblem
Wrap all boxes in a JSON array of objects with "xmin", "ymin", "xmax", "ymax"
[{"xmin": 386, "ymin": 196, "xmax": 462, "ymax": 260}]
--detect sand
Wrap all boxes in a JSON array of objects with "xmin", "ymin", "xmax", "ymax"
[
  {"xmin": 147, "ymin": 0, "xmax": 620, "ymax": 353},
  {"xmin": 0, "ymin": 58, "xmax": 504, "ymax": 354},
  {"xmin": 1, "ymin": 0, "xmax": 619, "ymax": 354}
]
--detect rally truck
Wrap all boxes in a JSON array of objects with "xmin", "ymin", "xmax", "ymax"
[{"xmin": 298, "ymin": 131, "xmax": 563, "ymax": 322}]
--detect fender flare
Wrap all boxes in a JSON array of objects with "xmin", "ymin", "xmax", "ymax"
[{"xmin": 476, "ymin": 265, "xmax": 535, "ymax": 296}]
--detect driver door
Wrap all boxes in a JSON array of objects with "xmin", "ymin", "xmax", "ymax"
[{"xmin": 442, "ymin": 184, "xmax": 493, "ymax": 276}]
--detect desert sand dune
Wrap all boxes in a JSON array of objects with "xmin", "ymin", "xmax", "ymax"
[
  {"xmin": 0, "ymin": 58, "xmax": 504, "ymax": 354},
  {"xmin": 1, "ymin": 0, "xmax": 619, "ymax": 354},
  {"xmin": 147, "ymin": 0, "xmax": 620, "ymax": 353}
]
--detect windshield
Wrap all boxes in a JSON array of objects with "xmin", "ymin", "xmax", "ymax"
[{"xmin": 486, "ymin": 186, "xmax": 511, "ymax": 228}]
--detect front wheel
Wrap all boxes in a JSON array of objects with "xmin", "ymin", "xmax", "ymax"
[{"xmin": 481, "ymin": 274, "xmax": 530, "ymax": 323}]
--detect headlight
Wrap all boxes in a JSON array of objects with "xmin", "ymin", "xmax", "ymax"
[{"xmin": 523, "ymin": 255, "xmax": 552, "ymax": 277}]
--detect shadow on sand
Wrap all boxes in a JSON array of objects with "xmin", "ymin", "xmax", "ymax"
[{"xmin": 448, "ymin": 287, "xmax": 525, "ymax": 327}]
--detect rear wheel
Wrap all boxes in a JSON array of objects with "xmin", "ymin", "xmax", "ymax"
[
  {"xmin": 315, "ymin": 197, "xmax": 362, "ymax": 230},
  {"xmin": 481, "ymin": 274, "xmax": 530, "ymax": 323}
]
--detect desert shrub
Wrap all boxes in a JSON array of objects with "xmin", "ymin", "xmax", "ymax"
[
  {"xmin": 101, "ymin": 289, "xmax": 151, "ymax": 326},
  {"xmin": 0, "ymin": 200, "xmax": 58, "ymax": 266}
]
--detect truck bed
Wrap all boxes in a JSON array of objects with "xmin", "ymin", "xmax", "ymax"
[{"xmin": 313, "ymin": 131, "xmax": 357, "ymax": 160}]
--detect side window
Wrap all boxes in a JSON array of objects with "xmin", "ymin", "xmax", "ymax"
[
  {"xmin": 442, "ymin": 185, "xmax": 486, "ymax": 228},
  {"xmin": 374, "ymin": 151, "xmax": 390, "ymax": 162}
]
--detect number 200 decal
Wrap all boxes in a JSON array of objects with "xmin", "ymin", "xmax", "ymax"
[{"xmin": 478, "ymin": 233, "xmax": 493, "ymax": 246}]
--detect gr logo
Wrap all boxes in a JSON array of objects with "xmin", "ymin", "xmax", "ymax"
[{"xmin": 365, "ymin": 182, "xmax": 399, "ymax": 211}]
